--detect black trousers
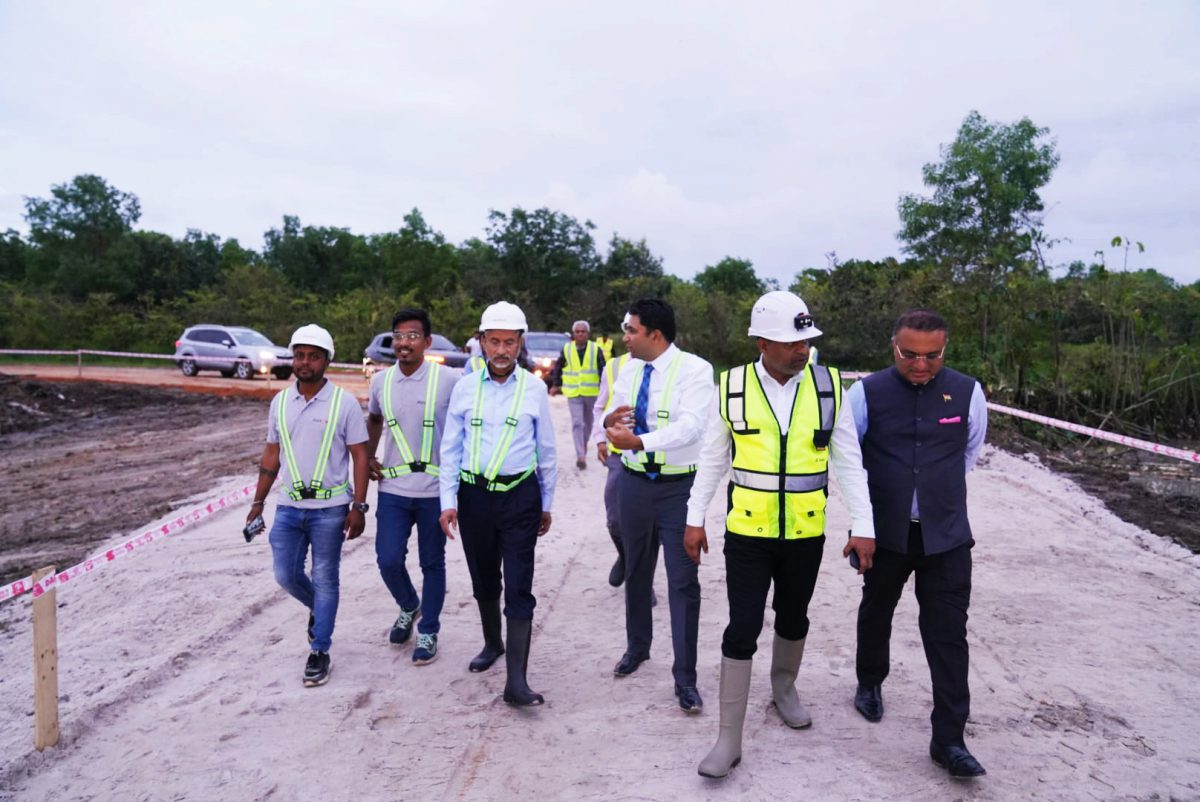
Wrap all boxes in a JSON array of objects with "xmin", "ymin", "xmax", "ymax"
[
  {"xmin": 722, "ymin": 532, "xmax": 825, "ymax": 660},
  {"xmin": 856, "ymin": 521, "xmax": 973, "ymax": 745},
  {"xmin": 457, "ymin": 475, "xmax": 542, "ymax": 621},
  {"xmin": 617, "ymin": 470, "xmax": 698, "ymax": 686}
]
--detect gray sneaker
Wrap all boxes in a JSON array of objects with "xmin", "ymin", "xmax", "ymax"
[
  {"xmin": 389, "ymin": 605, "xmax": 421, "ymax": 645},
  {"xmin": 412, "ymin": 633, "xmax": 438, "ymax": 665}
]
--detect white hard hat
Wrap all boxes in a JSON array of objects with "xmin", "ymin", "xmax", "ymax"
[
  {"xmin": 289, "ymin": 323, "xmax": 336, "ymax": 359},
  {"xmin": 747, "ymin": 291, "xmax": 823, "ymax": 342},
  {"xmin": 479, "ymin": 301, "xmax": 528, "ymax": 332}
]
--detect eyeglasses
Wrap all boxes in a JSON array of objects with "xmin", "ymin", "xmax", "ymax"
[
  {"xmin": 893, "ymin": 343, "xmax": 945, "ymax": 362},
  {"xmin": 391, "ymin": 331, "xmax": 424, "ymax": 342}
]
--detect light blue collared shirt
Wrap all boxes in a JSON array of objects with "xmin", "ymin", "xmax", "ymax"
[
  {"xmin": 846, "ymin": 377, "xmax": 988, "ymax": 519},
  {"xmin": 439, "ymin": 367, "xmax": 557, "ymax": 510}
]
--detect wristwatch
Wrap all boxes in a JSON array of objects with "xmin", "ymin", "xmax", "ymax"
[{"xmin": 351, "ymin": 501, "xmax": 370, "ymax": 514}]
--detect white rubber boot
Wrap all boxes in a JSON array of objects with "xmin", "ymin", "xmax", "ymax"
[
  {"xmin": 698, "ymin": 657, "xmax": 752, "ymax": 778},
  {"xmin": 771, "ymin": 635, "xmax": 812, "ymax": 728}
]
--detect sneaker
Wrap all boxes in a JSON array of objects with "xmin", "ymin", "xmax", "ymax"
[
  {"xmin": 303, "ymin": 651, "xmax": 332, "ymax": 687},
  {"xmin": 389, "ymin": 605, "xmax": 421, "ymax": 645},
  {"xmin": 306, "ymin": 612, "xmax": 315, "ymax": 644},
  {"xmin": 412, "ymin": 633, "xmax": 439, "ymax": 665}
]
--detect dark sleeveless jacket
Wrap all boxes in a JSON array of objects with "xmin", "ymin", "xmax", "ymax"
[{"xmin": 860, "ymin": 366, "xmax": 978, "ymax": 555}]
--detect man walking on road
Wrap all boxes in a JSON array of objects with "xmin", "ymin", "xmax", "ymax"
[
  {"xmin": 366, "ymin": 308, "xmax": 458, "ymax": 665},
  {"xmin": 247, "ymin": 324, "xmax": 369, "ymax": 688},
  {"xmin": 439, "ymin": 301, "xmax": 558, "ymax": 706},
  {"xmin": 591, "ymin": 316, "xmax": 631, "ymax": 587},
  {"xmin": 551, "ymin": 320, "xmax": 605, "ymax": 470},
  {"xmin": 848, "ymin": 309, "xmax": 989, "ymax": 778},
  {"xmin": 682, "ymin": 291, "xmax": 876, "ymax": 778},
  {"xmin": 604, "ymin": 298, "xmax": 714, "ymax": 714}
]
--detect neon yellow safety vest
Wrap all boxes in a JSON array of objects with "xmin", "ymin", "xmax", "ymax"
[
  {"xmin": 620, "ymin": 353, "xmax": 695, "ymax": 476},
  {"xmin": 380, "ymin": 363, "xmax": 442, "ymax": 478},
  {"xmin": 719, "ymin": 363, "xmax": 840, "ymax": 539},
  {"xmin": 602, "ymin": 353, "xmax": 630, "ymax": 455},
  {"xmin": 467, "ymin": 355, "xmax": 486, "ymax": 374},
  {"xmin": 276, "ymin": 385, "xmax": 350, "ymax": 501},
  {"xmin": 460, "ymin": 367, "xmax": 538, "ymax": 492},
  {"xmin": 561, "ymin": 341, "xmax": 601, "ymax": 398},
  {"xmin": 596, "ymin": 336, "xmax": 614, "ymax": 360}
]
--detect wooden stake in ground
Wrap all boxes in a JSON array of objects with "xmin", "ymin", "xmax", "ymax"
[{"xmin": 32, "ymin": 566, "xmax": 59, "ymax": 751}]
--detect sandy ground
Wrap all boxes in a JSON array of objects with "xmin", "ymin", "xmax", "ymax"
[{"xmin": 1, "ymin": 395, "xmax": 1199, "ymax": 801}]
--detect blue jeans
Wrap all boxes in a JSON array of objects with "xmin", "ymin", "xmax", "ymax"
[
  {"xmin": 269, "ymin": 505, "xmax": 347, "ymax": 652},
  {"xmin": 375, "ymin": 493, "xmax": 445, "ymax": 634}
]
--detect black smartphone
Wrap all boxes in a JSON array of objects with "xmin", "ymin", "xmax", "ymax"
[
  {"xmin": 847, "ymin": 530, "xmax": 860, "ymax": 570},
  {"xmin": 243, "ymin": 514, "xmax": 265, "ymax": 543}
]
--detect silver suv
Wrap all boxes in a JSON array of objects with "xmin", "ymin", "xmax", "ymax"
[{"xmin": 173, "ymin": 325, "xmax": 293, "ymax": 379}]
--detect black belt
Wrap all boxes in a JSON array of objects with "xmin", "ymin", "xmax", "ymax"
[
  {"xmin": 621, "ymin": 464, "xmax": 696, "ymax": 483},
  {"xmin": 459, "ymin": 471, "xmax": 534, "ymax": 490}
]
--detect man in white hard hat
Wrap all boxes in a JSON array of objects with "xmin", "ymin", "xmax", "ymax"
[
  {"xmin": 439, "ymin": 301, "xmax": 557, "ymax": 706},
  {"xmin": 247, "ymin": 324, "xmax": 370, "ymax": 688},
  {"xmin": 683, "ymin": 291, "xmax": 876, "ymax": 778},
  {"xmin": 603, "ymin": 298, "xmax": 714, "ymax": 715}
]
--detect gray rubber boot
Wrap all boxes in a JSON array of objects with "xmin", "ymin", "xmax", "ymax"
[
  {"xmin": 698, "ymin": 657, "xmax": 752, "ymax": 778},
  {"xmin": 771, "ymin": 635, "xmax": 812, "ymax": 729}
]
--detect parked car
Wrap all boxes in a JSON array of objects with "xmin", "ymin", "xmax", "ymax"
[
  {"xmin": 362, "ymin": 332, "xmax": 468, "ymax": 376},
  {"xmin": 523, "ymin": 331, "xmax": 571, "ymax": 384},
  {"xmin": 173, "ymin": 325, "xmax": 293, "ymax": 379}
]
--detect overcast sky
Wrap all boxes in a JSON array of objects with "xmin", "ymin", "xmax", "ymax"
[{"xmin": 1, "ymin": 1, "xmax": 1197, "ymax": 286}]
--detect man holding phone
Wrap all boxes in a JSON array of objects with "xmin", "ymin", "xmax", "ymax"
[
  {"xmin": 846, "ymin": 309, "xmax": 989, "ymax": 778},
  {"xmin": 247, "ymin": 324, "xmax": 370, "ymax": 688},
  {"xmin": 683, "ymin": 291, "xmax": 875, "ymax": 779}
]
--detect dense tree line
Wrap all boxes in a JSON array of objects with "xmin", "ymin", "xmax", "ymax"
[{"xmin": 1, "ymin": 111, "xmax": 1196, "ymax": 437}]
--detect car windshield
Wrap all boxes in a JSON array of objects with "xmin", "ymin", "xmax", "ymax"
[
  {"xmin": 430, "ymin": 334, "xmax": 456, "ymax": 351},
  {"xmin": 230, "ymin": 328, "xmax": 274, "ymax": 346},
  {"xmin": 525, "ymin": 333, "xmax": 570, "ymax": 352}
]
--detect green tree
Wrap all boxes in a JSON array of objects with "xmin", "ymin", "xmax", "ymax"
[{"xmin": 693, "ymin": 256, "xmax": 766, "ymax": 296}]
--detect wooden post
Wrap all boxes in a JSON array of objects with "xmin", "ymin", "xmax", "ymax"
[
  {"xmin": 76, "ymin": 350, "xmax": 82, "ymax": 378},
  {"xmin": 32, "ymin": 566, "xmax": 59, "ymax": 751}
]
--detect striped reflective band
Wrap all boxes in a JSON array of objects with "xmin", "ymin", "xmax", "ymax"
[
  {"xmin": 278, "ymin": 385, "xmax": 350, "ymax": 501},
  {"xmin": 731, "ymin": 469, "xmax": 828, "ymax": 493},
  {"xmin": 380, "ymin": 363, "xmax": 441, "ymax": 478},
  {"xmin": 469, "ymin": 368, "xmax": 536, "ymax": 482}
]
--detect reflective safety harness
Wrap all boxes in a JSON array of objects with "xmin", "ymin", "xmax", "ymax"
[
  {"xmin": 602, "ymin": 353, "xmax": 630, "ymax": 455},
  {"xmin": 561, "ymin": 341, "xmax": 601, "ymax": 398},
  {"xmin": 720, "ymin": 362, "xmax": 840, "ymax": 539},
  {"xmin": 468, "ymin": 355, "xmax": 486, "ymax": 373},
  {"xmin": 277, "ymin": 384, "xmax": 350, "ymax": 501},
  {"xmin": 620, "ymin": 353, "xmax": 695, "ymax": 476},
  {"xmin": 380, "ymin": 363, "xmax": 441, "ymax": 478},
  {"xmin": 460, "ymin": 367, "xmax": 537, "ymax": 491}
]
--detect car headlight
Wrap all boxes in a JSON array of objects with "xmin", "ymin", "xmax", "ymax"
[
  {"xmin": 539, "ymin": 357, "xmax": 553, "ymax": 368},
  {"xmin": 425, "ymin": 354, "xmax": 446, "ymax": 363}
]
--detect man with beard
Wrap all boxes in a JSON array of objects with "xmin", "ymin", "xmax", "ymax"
[
  {"xmin": 603, "ymin": 298, "xmax": 714, "ymax": 714},
  {"xmin": 247, "ymin": 324, "xmax": 369, "ymax": 687},
  {"xmin": 439, "ymin": 301, "xmax": 557, "ymax": 706},
  {"xmin": 366, "ymin": 308, "xmax": 458, "ymax": 665},
  {"xmin": 682, "ymin": 291, "xmax": 875, "ymax": 778}
]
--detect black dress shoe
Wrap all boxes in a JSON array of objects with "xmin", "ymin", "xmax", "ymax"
[
  {"xmin": 930, "ymin": 740, "xmax": 987, "ymax": 778},
  {"xmin": 614, "ymin": 652, "xmax": 650, "ymax": 676},
  {"xmin": 854, "ymin": 683, "xmax": 883, "ymax": 722},
  {"xmin": 608, "ymin": 556, "xmax": 625, "ymax": 588},
  {"xmin": 675, "ymin": 684, "xmax": 703, "ymax": 713}
]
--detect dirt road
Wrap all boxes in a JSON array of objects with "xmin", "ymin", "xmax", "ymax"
[{"xmin": 1, "ymin": 392, "xmax": 1197, "ymax": 800}]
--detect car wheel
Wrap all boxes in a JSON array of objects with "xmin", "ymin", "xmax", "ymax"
[
  {"xmin": 234, "ymin": 360, "xmax": 254, "ymax": 380},
  {"xmin": 180, "ymin": 359, "xmax": 198, "ymax": 377},
  {"xmin": 272, "ymin": 367, "xmax": 292, "ymax": 380}
]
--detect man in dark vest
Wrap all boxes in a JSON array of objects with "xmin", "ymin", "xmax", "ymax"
[{"xmin": 846, "ymin": 309, "xmax": 989, "ymax": 778}]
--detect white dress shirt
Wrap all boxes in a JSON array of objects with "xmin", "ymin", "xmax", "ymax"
[
  {"xmin": 606, "ymin": 343, "xmax": 714, "ymax": 467},
  {"xmin": 685, "ymin": 358, "xmax": 876, "ymax": 538}
]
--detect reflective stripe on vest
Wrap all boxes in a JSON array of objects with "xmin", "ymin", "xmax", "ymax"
[
  {"xmin": 596, "ymin": 336, "xmax": 614, "ymax": 360},
  {"xmin": 561, "ymin": 341, "xmax": 601, "ymax": 398},
  {"xmin": 277, "ymin": 385, "xmax": 350, "ymax": 501},
  {"xmin": 380, "ymin": 363, "xmax": 441, "ymax": 478},
  {"xmin": 602, "ymin": 353, "xmax": 630, "ymax": 455},
  {"xmin": 464, "ymin": 367, "xmax": 537, "ymax": 491},
  {"xmin": 620, "ymin": 353, "xmax": 695, "ymax": 475},
  {"xmin": 719, "ymin": 363, "xmax": 840, "ymax": 539}
]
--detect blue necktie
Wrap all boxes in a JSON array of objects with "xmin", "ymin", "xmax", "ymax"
[{"xmin": 634, "ymin": 365, "xmax": 658, "ymax": 479}]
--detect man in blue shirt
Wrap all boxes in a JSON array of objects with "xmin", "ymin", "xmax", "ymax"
[
  {"xmin": 439, "ymin": 301, "xmax": 558, "ymax": 706},
  {"xmin": 846, "ymin": 309, "xmax": 989, "ymax": 778}
]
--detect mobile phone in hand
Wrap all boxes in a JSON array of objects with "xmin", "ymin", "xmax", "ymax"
[
  {"xmin": 847, "ymin": 530, "xmax": 860, "ymax": 570},
  {"xmin": 243, "ymin": 514, "xmax": 265, "ymax": 543}
]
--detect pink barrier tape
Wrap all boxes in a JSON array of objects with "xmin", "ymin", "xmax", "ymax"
[
  {"xmin": 0, "ymin": 484, "xmax": 255, "ymax": 606},
  {"xmin": 0, "ymin": 349, "xmax": 79, "ymax": 356},
  {"xmin": 79, "ymin": 350, "xmax": 177, "ymax": 360},
  {"xmin": 987, "ymin": 402, "xmax": 1200, "ymax": 464}
]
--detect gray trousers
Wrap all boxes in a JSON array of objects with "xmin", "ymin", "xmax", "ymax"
[
  {"xmin": 567, "ymin": 396, "xmax": 595, "ymax": 459},
  {"xmin": 618, "ymin": 470, "xmax": 699, "ymax": 686},
  {"xmin": 604, "ymin": 452, "xmax": 623, "ymax": 550}
]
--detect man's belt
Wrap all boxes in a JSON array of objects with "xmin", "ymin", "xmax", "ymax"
[
  {"xmin": 458, "ymin": 467, "xmax": 536, "ymax": 492},
  {"xmin": 621, "ymin": 464, "xmax": 696, "ymax": 483}
]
